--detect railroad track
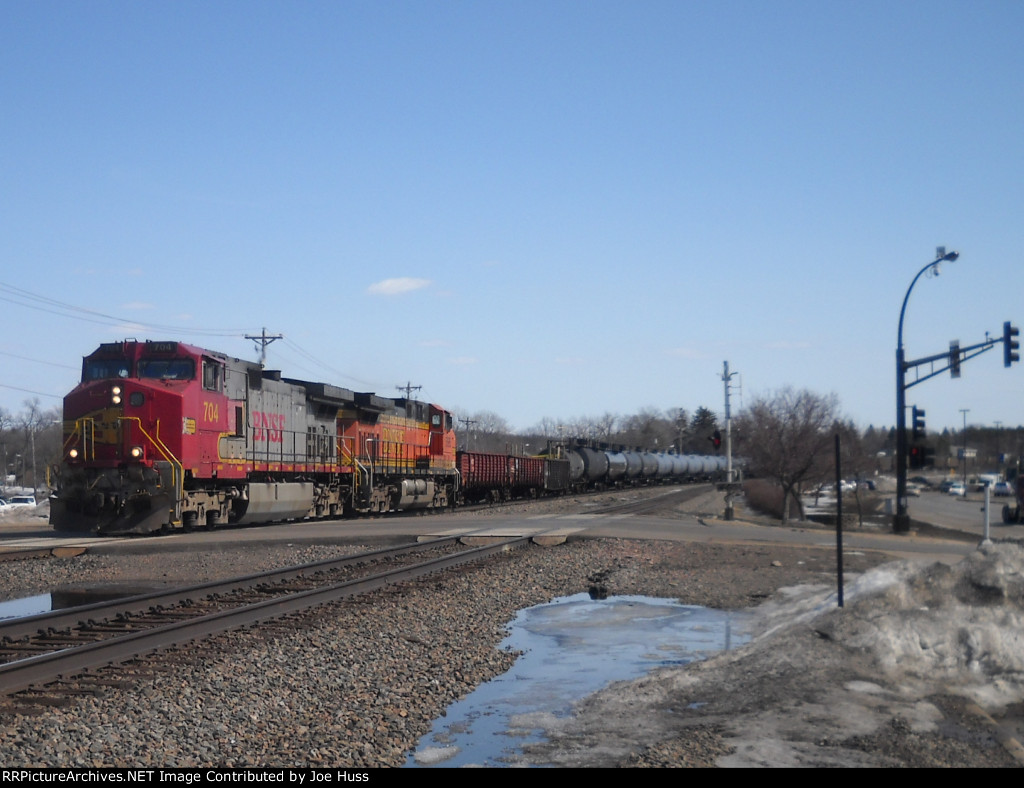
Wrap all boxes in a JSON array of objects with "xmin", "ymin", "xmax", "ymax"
[
  {"xmin": 582, "ymin": 484, "xmax": 715, "ymax": 516},
  {"xmin": 0, "ymin": 535, "xmax": 533, "ymax": 710}
]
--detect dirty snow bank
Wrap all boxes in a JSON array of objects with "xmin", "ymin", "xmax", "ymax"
[{"xmin": 524, "ymin": 542, "xmax": 1024, "ymax": 767}]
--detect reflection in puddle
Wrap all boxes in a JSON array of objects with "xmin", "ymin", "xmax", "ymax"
[
  {"xmin": 407, "ymin": 593, "xmax": 750, "ymax": 768},
  {"xmin": 0, "ymin": 594, "xmax": 52, "ymax": 620},
  {"xmin": 0, "ymin": 589, "xmax": 140, "ymax": 622}
]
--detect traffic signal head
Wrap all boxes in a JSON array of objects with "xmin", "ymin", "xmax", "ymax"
[
  {"xmin": 912, "ymin": 406, "xmax": 926, "ymax": 441},
  {"xmin": 909, "ymin": 445, "xmax": 924, "ymax": 470},
  {"xmin": 950, "ymin": 340, "xmax": 961, "ymax": 378},
  {"xmin": 710, "ymin": 430, "xmax": 722, "ymax": 450},
  {"xmin": 1004, "ymin": 321, "xmax": 1020, "ymax": 367}
]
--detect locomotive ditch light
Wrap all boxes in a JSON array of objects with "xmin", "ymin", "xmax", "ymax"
[
  {"xmin": 68, "ymin": 448, "xmax": 79, "ymax": 459},
  {"xmin": 130, "ymin": 446, "xmax": 143, "ymax": 459},
  {"xmin": 111, "ymin": 385, "xmax": 122, "ymax": 405}
]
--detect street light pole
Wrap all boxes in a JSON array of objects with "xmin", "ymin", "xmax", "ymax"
[{"xmin": 895, "ymin": 247, "xmax": 960, "ymax": 533}]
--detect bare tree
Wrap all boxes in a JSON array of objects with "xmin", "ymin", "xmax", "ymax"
[
  {"xmin": 734, "ymin": 387, "xmax": 840, "ymax": 522},
  {"xmin": 18, "ymin": 399, "xmax": 55, "ymax": 493}
]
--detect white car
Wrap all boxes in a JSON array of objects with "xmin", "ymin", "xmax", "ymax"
[
  {"xmin": 994, "ymin": 481, "xmax": 1014, "ymax": 497},
  {"xmin": 948, "ymin": 482, "xmax": 967, "ymax": 496},
  {"xmin": 6, "ymin": 495, "xmax": 36, "ymax": 508}
]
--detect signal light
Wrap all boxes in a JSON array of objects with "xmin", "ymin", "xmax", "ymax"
[
  {"xmin": 950, "ymin": 340, "xmax": 961, "ymax": 378},
  {"xmin": 912, "ymin": 406, "xmax": 926, "ymax": 441},
  {"xmin": 1004, "ymin": 322, "xmax": 1019, "ymax": 367},
  {"xmin": 909, "ymin": 444, "xmax": 924, "ymax": 470},
  {"xmin": 709, "ymin": 430, "xmax": 722, "ymax": 450}
]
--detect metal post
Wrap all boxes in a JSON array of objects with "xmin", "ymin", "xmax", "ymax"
[
  {"xmin": 961, "ymin": 408, "xmax": 970, "ymax": 491},
  {"xmin": 835, "ymin": 434, "xmax": 844, "ymax": 608},
  {"xmin": 982, "ymin": 484, "xmax": 992, "ymax": 546},
  {"xmin": 895, "ymin": 344, "xmax": 909, "ymax": 532}
]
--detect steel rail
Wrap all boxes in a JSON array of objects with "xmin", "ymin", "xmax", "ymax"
[
  {"xmin": 0, "ymin": 536, "xmax": 460, "ymax": 642},
  {"xmin": 0, "ymin": 536, "xmax": 530, "ymax": 697}
]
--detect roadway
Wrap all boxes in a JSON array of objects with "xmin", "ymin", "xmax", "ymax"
[{"xmin": 0, "ymin": 489, "xmax": 1007, "ymax": 566}]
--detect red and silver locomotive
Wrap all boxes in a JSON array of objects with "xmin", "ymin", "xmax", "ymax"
[{"xmin": 51, "ymin": 340, "xmax": 457, "ymax": 534}]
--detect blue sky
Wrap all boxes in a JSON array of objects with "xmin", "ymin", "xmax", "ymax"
[{"xmin": 2, "ymin": 0, "xmax": 1022, "ymax": 433}]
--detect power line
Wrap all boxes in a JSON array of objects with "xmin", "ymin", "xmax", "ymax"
[{"xmin": 0, "ymin": 281, "xmax": 258, "ymax": 337}]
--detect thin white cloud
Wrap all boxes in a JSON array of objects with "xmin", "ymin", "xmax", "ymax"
[
  {"xmin": 447, "ymin": 356, "xmax": 479, "ymax": 366},
  {"xmin": 665, "ymin": 347, "xmax": 704, "ymax": 359},
  {"xmin": 367, "ymin": 277, "xmax": 431, "ymax": 296}
]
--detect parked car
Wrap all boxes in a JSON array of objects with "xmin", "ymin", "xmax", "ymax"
[
  {"xmin": 994, "ymin": 481, "xmax": 1014, "ymax": 497},
  {"xmin": 948, "ymin": 482, "xmax": 967, "ymax": 496},
  {"xmin": 6, "ymin": 495, "xmax": 36, "ymax": 508},
  {"xmin": 938, "ymin": 480, "xmax": 956, "ymax": 493},
  {"xmin": 0, "ymin": 497, "xmax": 9, "ymax": 510}
]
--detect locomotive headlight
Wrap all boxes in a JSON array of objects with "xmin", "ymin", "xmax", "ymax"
[
  {"xmin": 68, "ymin": 448, "xmax": 79, "ymax": 459},
  {"xmin": 130, "ymin": 446, "xmax": 143, "ymax": 459},
  {"xmin": 111, "ymin": 385, "xmax": 122, "ymax": 405}
]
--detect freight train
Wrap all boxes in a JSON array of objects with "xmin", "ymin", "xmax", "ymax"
[{"xmin": 50, "ymin": 340, "xmax": 727, "ymax": 535}]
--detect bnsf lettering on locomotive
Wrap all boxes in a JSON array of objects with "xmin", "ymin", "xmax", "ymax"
[
  {"xmin": 203, "ymin": 401, "xmax": 219, "ymax": 422},
  {"xmin": 253, "ymin": 411, "xmax": 285, "ymax": 443},
  {"xmin": 381, "ymin": 428, "xmax": 405, "ymax": 442}
]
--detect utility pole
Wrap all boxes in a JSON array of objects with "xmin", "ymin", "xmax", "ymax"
[
  {"xmin": 459, "ymin": 417, "xmax": 477, "ymax": 451},
  {"xmin": 396, "ymin": 382, "xmax": 422, "ymax": 399},
  {"xmin": 722, "ymin": 361, "xmax": 739, "ymax": 520},
  {"xmin": 245, "ymin": 328, "xmax": 282, "ymax": 369}
]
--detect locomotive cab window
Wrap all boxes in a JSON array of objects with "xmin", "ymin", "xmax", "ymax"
[
  {"xmin": 202, "ymin": 360, "xmax": 223, "ymax": 392},
  {"xmin": 138, "ymin": 358, "xmax": 195, "ymax": 380},
  {"xmin": 83, "ymin": 359, "xmax": 131, "ymax": 381}
]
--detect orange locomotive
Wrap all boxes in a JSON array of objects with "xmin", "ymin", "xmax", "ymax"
[{"xmin": 51, "ymin": 340, "xmax": 457, "ymax": 534}]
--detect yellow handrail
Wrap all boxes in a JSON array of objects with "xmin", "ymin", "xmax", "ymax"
[
  {"xmin": 64, "ymin": 418, "xmax": 96, "ymax": 461},
  {"xmin": 120, "ymin": 417, "xmax": 184, "ymax": 521}
]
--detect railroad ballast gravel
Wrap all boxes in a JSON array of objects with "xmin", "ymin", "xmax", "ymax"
[{"xmin": 0, "ymin": 536, "xmax": 854, "ymax": 768}]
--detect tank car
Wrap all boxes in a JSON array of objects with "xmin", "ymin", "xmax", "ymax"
[{"xmin": 51, "ymin": 340, "xmax": 457, "ymax": 534}]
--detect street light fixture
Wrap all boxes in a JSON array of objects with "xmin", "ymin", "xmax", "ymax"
[{"xmin": 894, "ymin": 247, "xmax": 960, "ymax": 533}]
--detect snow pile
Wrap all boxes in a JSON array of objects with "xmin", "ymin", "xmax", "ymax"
[{"xmin": 756, "ymin": 542, "xmax": 1024, "ymax": 712}]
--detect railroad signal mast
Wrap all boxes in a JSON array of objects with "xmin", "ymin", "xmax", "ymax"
[{"xmin": 721, "ymin": 361, "xmax": 740, "ymax": 520}]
